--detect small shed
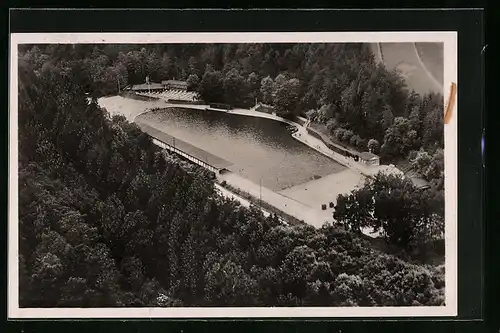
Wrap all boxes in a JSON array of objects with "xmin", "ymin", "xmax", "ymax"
[{"xmin": 359, "ymin": 152, "xmax": 380, "ymax": 166}]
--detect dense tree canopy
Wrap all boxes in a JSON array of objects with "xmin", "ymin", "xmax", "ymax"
[
  {"xmin": 18, "ymin": 44, "xmax": 444, "ymax": 308},
  {"xmin": 333, "ymin": 173, "xmax": 444, "ymax": 261}
]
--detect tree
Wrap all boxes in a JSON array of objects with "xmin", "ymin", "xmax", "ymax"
[
  {"xmin": 280, "ymin": 245, "xmax": 316, "ymax": 300},
  {"xmin": 334, "ymin": 173, "xmax": 444, "ymax": 251},
  {"xmin": 341, "ymin": 129, "xmax": 354, "ymax": 143},
  {"xmin": 198, "ymin": 66, "xmax": 224, "ymax": 103},
  {"xmin": 204, "ymin": 257, "xmax": 258, "ymax": 306},
  {"xmin": 317, "ymin": 104, "xmax": 335, "ymax": 123},
  {"xmin": 168, "ymin": 212, "xmax": 182, "ymax": 291},
  {"xmin": 223, "ymin": 68, "xmax": 248, "ymax": 107},
  {"xmin": 350, "ymin": 134, "xmax": 363, "ymax": 148},
  {"xmin": 59, "ymin": 277, "xmax": 88, "ymax": 307},
  {"xmin": 367, "ymin": 139, "xmax": 380, "ymax": 154},
  {"xmin": 120, "ymin": 256, "xmax": 145, "ymax": 291},
  {"xmin": 186, "ymin": 74, "xmax": 200, "ymax": 92},
  {"xmin": 30, "ymin": 252, "xmax": 65, "ymax": 306},
  {"xmin": 423, "ymin": 148, "xmax": 444, "ymax": 183},
  {"xmin": 410, "ymin": 149, "xmax": 432, "ymax": 175},
  {"xmin": 274, "ymin": 77, "xmax": 301, "ymax": 117},
  {"xmin": 305, "ymin": 109, "xmax": 317, "ymax": 121},
  {"xmin": 420, "ymin": 93, "xmax": 444, "ymax": 149},
  {"xmin": 247, "ymin": 72, "xmax": 260, "ymax": 102},
  {"xmin": 180, "ymin": 228, "xmax": 198, "ymax": 299},
  {"xmin": 260, "ymin": 76, "xmax": 274, "ymax": 105},
  {"xmin": 381, "ymin": 117, "xmax": 420, "ymax": 158},
  {"xmin": 188, "ymin": 56, "xmax": 199, "ymax": 76},
  {"xmin": 331, "ymin": 273, "xmax": 364, "ymax": 306},
  {"xmin": 333, "ymin": 186, "xmax": 374, "ymax": 234}
]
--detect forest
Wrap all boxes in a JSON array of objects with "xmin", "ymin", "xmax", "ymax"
[{"xmin": 18, "ymin": 44, "xmax": 444, "ymax": 307}]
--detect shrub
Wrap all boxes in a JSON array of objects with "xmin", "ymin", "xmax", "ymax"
[
  {"xmin": 326, "ymin": 119, "xmax": 338, "ymax": 133},
  {"xmin": 357, "ymin": 138, "xmax": 367, "ymax": 151},
  {"xmin": 367, "ymin": 139, "xmax": 380, "ymax": 154},
  {"xmin": 333, "ymin": 128, "xmax": 345, "ymax": 141},
  {"xmin": 408, "ymin": 150, "xmax": 419, "ymax": 161},
  {"xmin": 306, "ymin": 109, "xmax": 317, "ymax": 120},
  {"xmin": 350, "ymin": 134, "xmax": 362, "ymax": 147},
  {"xmin": 342, "ymin": 130, "xmax": 354, "ymax": 143}
]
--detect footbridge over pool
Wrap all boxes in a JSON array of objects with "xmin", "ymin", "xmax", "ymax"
[{"xmin": 138, "ymin": 122, "xmax": 233, "ymax": 174}]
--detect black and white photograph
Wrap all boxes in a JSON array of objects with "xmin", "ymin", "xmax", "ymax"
[{"xmin": 9, "ymin": 32, "xmax": 458, "ymax": 318}]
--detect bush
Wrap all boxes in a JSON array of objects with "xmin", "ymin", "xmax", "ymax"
[
  {"xmin": 350, "ymin": 134, "xmax": 362, "ymax": 147},
  {"xmin": 357, "ymin": 138, "xmax": 367, "ymax": 151},
  {"xmin": 281, "ymin": 112, "xmax": 297, "ymax": 121},
  {"xmin": 306, "ymin": 109, "xmax": 317, "ymax": 120},
  {"xmin": 326, "ymin": 119, "xmax": 338, "ymax": 133},
  {"xmin": 321, "ymin": 204, "xmax": 327, "ymax": 210},
  {"xmin": 342, "ymin": 130, "xmax": 354, "ymax": 143},
  {"xmin": 408, "ymin": 150, "xmax": 419, "ymax": 161},
  {"xmin": 367, "ymin": 139, "xmax": 380, "ymax": 154},
  {"xmin": 333, "ymin": 128, "xmax": 345, "ymax": 141}
]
